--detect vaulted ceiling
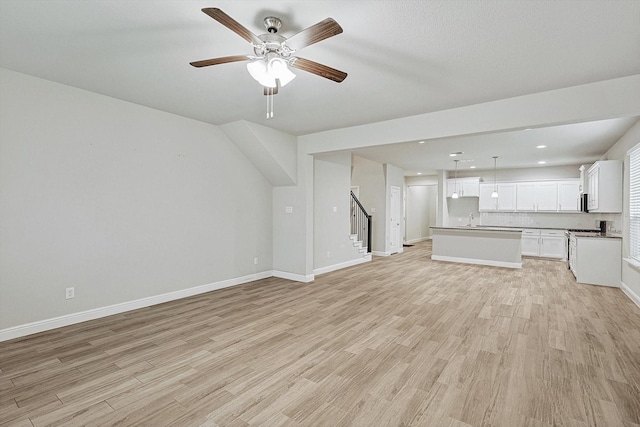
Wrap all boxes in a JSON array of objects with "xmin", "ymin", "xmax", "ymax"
[{"xmin": 1, "ymin": 1, "xmax": 639, "ymax": 172}]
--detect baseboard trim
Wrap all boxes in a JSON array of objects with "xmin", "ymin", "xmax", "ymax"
[
  {"xmin": 272, "ymin": 270, "xmax": 315, "ymax": 283},
  {"xmin": 313, "ymin": 255, "xmax": 371, "ymax": 276},
  {"xmin": 405, "ymin": 237, "xmax": 431, "ymax": 244},
  {"xmin": 372, "ymin": 251, "xmax": 392, "ymax": 257},
  {"xmin": 0, "ymin": 271, "xmax": 272, "ymax": 343},
  {"xmin": 431, "ymin": 255, "xmax": 522, "ymax": 269},
  {"xmin": 620, "ymin": 281, "xmax": 640, "ymax": 308}
]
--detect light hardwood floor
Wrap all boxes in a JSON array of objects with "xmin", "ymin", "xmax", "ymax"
[{"xmin": 1, "ymin": 241, "xmax": 640, "ymax": 426}]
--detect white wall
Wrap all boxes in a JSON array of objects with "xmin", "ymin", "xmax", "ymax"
[
  {"xmin": 0, "ymin": 69, "xmax": 273, "ymax": 331},
  {"xmin": 313, "ymin": 152, "xmax": 363, "ymax": 270},
  {"xmin": 351, "ymin": 156, "xmax": 386, "ymax": 254},
  {"xmin": 272, "ymin": 149, "xmax": 314, "ymax": 282},
  {"xmin": 405, "ymin": 185, "xmax": 437, "ymax": 243},
  {"xmin": 604, "ymin": 119, "xmax": 640, "ymax": 304}
]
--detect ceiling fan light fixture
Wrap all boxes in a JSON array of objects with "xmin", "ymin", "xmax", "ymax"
[
  {"xmin": 246, "ymin": 57, "xmax": 296, "ymax": 88},
  {"xmin": 269, "ymin": 57, "xmax": 296, "ymax": 86}
]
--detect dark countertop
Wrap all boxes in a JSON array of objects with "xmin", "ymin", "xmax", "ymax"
[
  {"xmin": 430, "ymin": 226, "xmax": 522, "ymax": 233},
  {"xmin": 569, "ymin": 231, "xmax": 622, "ymax": 239}
]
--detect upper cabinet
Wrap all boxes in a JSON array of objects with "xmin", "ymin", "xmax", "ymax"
[
  {"xmin": 558, "ymin": 181, "xmax": 581, "ymax": 211},
  {"xmin": 587, "ymin": 160, "xmax": 622, "ymax": 213},
  {"xmin": 515, "ymin": 182, "xmax": 558, "ymax": 212},
  {"xmin": 446, "ymin": 177, "xmax": 480, "ymax": 198},
  {"xmin": 479, "ymin": 183, "xmax": 516, "ymax": 211},
  {"xmin": 480, "ymin": 179, "xmax": 580, "ymax": 213}
]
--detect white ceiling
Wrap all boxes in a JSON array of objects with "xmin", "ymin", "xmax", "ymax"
[
  {"xmin": 349, "ymin": 116, "xmax": 640, "ymax": 175},
  {"xmin": 1, "ymin": 0, "xmax": 639, "ymax": 172}
]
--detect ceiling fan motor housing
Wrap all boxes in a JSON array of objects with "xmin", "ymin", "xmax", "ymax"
[
  {"xmin": 263, "ymin": 16, "xmax": 282, "ymax": 33},
  {"xmin": 254, "ymin": 33, "xmax": 293, "ymax": 58}
]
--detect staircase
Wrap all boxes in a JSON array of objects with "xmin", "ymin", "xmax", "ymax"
[
  {"xmin": 350, "ymin": 191, "xmax": 372, "ymax": 257},
  {"xmin": 350, "ymin": 234, "xmax": 371, "ymax": 260}
]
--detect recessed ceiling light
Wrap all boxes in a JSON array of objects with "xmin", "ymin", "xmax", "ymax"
[
  {"xmin": 469, "ymin": 166, "xmax": 476, "ymax": 169},
  {"xmin": 525, "ymin": 128, "xmax": 533, "ymax": 131},
  {"xmin": 418, "ymin": 141, "xmax": 425, "ymax": 144},
  {"xmin": 417, "ymin": 172, "xmax": 422, "ymax": 175},
  {"xmin": 449, "ymin": 151, "xmax": 464, "ymax": 157},
  {"xmin": 538, "ymin": 161, "xmax": 546, "ymax": 164},
  {"xmin": 536, "ymin": 145, "xmax": 547, "ymax": 149}
]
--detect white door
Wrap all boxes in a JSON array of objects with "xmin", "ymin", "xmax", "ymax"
[{"xmin": 390, "ymin": 186, "xmax": 401, "ymax": 254}]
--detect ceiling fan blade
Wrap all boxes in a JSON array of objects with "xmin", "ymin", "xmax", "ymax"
[
  {"xmin": 201, "ymin": 8, "xmax": 261, "ymax": 45},
  {"xmin": 190, "ymin": 55, "xmax": 251, "ymax": 68},
  {"xmin": 290, "ymin": 57, "xmax": 347, "ymax": 83},
  {"xmin": 286, "ymin": 18, "xmax": 343, "ymax": 50}
]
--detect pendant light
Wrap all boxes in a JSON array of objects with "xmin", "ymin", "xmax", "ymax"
[
  {"xmin": 452, "ymin": 159, "xmax": 459, "ymax": 199},
  {"xmin": 491, "ymin": 156, "xmax": 499, "ymax": 198}
]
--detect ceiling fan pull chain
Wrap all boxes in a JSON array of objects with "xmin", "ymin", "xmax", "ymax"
[
  {"xmin": 270, "ymin": 90, "xmax": 274, "ymax": 119},
  {"xmin": 266, "ymin": 87, "xmax": 270, "ymax": 119}
]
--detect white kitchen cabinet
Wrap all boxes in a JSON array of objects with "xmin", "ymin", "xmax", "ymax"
[
  {"xmin": 479, "ymin": 184, "xmax": 497, "ymax": 211},
  {"xmin": 496, "ymin": 183, "xmax": 516, "ymax": 211},
  {"xmin": 461, "ymin": 178, "xmax": 480, "ymax": 197},
  {"xmin": 569, "ymin": 234, "xmax": 622, "ymax": 286},
  {"xmin": 447, "ymin": 177, "xmax": 480, "ymax": 198},
  {"xmin": 539, "ymin": 230, "xmax": 566, "ymax": 258},
  {"xmin": 558, "ymin": 181, "xmax": 580, "ymax": 211},
  {"xmin": 479, "ymin": 183, "xmax": 516, "ymax": 211},
  {"xmin": 521, "ymin": 229, "xmax": 566, "ymax": 259},
  {"xmin": 536, "ymin": 183, "xmax": 559, "ymax": 211},
  {"xmin": 521, "ymin": 229, "xmax": 541, "ymax": 256},
  {"xmin": 516, "ymin": 182, "xmax": 558, "ymax": 212},
  {"xmin": 586, "ymin": 160, "xmax": 622, "ymax": 213}
]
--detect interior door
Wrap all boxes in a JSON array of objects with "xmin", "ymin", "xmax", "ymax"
[{"xmin": 390, "ymin": 186, "xmax": 401, "ymax": 254}]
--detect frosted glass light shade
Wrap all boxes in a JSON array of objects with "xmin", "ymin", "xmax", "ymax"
[
  {"xmin": 246, "ymin": 58, "xmax": 296, "ymax": 88},
  {"xmin": 452, "ymin": 192, "xmax": 459, "ymax": 199},
  {"xmin": 491, "ymin": 191, "xmax": 499, "ymax": 198}
]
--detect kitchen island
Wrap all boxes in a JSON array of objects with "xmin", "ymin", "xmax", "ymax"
[{"xmin": 430, "ymin": 226, "xmax": 523, "ymax": 268}]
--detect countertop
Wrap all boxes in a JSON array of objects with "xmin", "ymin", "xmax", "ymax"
[
  {"xmin": 430, "ymin": 226, "xmax": 522, "ymax": 233},
  {"xmin": 569, "ymin": 231, "xmax": 622, "ymax": 239}
]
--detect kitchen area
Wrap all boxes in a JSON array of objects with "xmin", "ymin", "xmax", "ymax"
[{"xmin": 428, "ymin": 159, "xmax": 623, "ymax": 287}]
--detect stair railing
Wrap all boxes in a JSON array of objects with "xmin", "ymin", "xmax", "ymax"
[{"xmin": 350, "ymin": 191, "xmax": 372, "ymax": 253}]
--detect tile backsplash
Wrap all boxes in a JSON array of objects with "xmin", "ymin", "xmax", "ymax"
[{"xmin": 480, "ymin": 212, "xmax": 622, "ymax": 232}]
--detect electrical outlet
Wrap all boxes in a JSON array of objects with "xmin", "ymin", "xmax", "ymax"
[
  {"xmin": 327, "ymin": 251, "xmax": 331, "ymax": 258},
  {"xmin": 65, "ymin": 287, "xmax": 75, "ymax": 299},
  {"xmin": 254, "ymin": 257, "xmax": 259, "ymax": 265}
]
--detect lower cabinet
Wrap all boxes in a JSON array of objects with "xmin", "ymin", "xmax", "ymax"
[
  {"xmin": 569, "ymin": 234, "xmax": 621, "ymax": 286},
  {"xmin": 521, "ymin": 229, "xmax": 566, "ymax": 259},
  {"xmin": 540, "ymin": 231, "xmax": 566, "ymax": 258}
]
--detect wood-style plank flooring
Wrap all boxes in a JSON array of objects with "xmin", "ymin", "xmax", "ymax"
[{"xmin": 1, "ymin": 241, "xmax": 640, "ymax": 426}]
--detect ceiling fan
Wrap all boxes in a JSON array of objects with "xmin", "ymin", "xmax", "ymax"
[{"xmin": 190, "ymin": 8, "xmax": 348, "ymax": 117}]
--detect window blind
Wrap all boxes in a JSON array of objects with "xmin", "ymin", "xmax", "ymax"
[{"xmin": 630, "ymin": 143, "xmax": 640, "ymax": 262}]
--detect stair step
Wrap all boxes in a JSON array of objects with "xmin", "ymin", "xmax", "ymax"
[
  {"xmin": 353, "ymin": 241, "xmax": 362, "ymax": 248},
  {"xmin": 349, "ymin": 234, "xmax": 358, "ymax": 241}
]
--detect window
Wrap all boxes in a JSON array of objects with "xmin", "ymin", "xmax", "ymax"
[{"xmin": 630, "ymin": 143, "xmax": 640, "ymax": 261}]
